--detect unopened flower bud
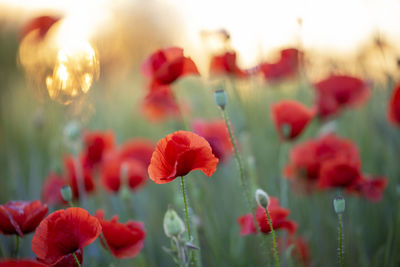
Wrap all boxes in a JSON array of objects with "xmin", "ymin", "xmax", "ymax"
[
  {"xmin": 163, "ymin": 207, "xmax": 185, "ymax": 238},
  {"xmin": 61, "ymin": 185, "xmax": 73, "ymax": 203},
  {"xmin": 255, "ymin": 189, "xmax": 269, "ymax": 208},
  {"xmin": 333, "ymin": 196, "xmax": 345, "ymax": 214},
  {"xmin": 214, "ymin": 89, "xmax": 227, "ymax": 110}
]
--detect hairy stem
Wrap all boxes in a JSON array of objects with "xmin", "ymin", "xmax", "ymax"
[
  {"xmin": 181, "ymin": 177, "xmax": 191, "ymax": 240},
  {"xmin": 222, "ymin": 109, "xmax": 252, "ymax": 209},
  {"xmin": 264, "ymin": 208, "xmax": 280, "ymax": 267},
  {"xmin": 338, "ymin": 213, "xmax": 344, "ymax": 267}
]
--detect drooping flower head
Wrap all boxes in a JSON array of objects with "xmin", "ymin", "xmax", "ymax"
[
  {"xmin": 95, "ymin": 210, "xmax": 146, "ymax": 259},
  {"xmin": 32, "ymin": 207, "xmax": 101, "ymax": 266},
  {"xmin": 141, "ymin": 47, "xmax": 199, "ymax": 85},
  {"xmin": 259, "ymin": 48, "xmax": 301, "ymax": 82},
  {"xmin": 192, "ymin": 119, "xmax": 233, "ymax": 162},
  {"xmin": 314, "ymin": 75, "xmax": 370, "ymax": 119},
  {"xmin": 237, "ymin": 197, "xmax": 297, "ymax": 235},
  {"xmin": 0, "ymin": 200, "xmax": 48, "ymax": 237},
  {"xmin": 209, "ymin": 51, "xmax": 248, "ymax": 78},
  {"xmin": 387, "ymin": 83, "xmax": 400, "ymax": 126},
  {"xmin": 148, "ymin": 131, "xmax": 219, "ymax": 184},
  {"xmin": 270, "ymin": 100, "xmax": 315, "ymax": 141}
]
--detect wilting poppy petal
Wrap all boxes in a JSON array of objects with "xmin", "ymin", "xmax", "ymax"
[
  {"xmin": 42, "ymin": 172, "xmax": 67, "ymax": 205},
  {"xmin": 20, "ymin": 15, "xmax": 60, "ymax": 42},
  {"xmin": 32, "ymin": 207, "xmax": 101, "ymax": 265},
  {"xmin": 347, "ymin": 176, "xmax": 388, "ymax": 202},
  {"xmin": 270, "ymin": 100, "xmax": 315, "ymax": 141},
  {"xmin": 314, "ymin": 75, "xmax": 370, "ymax": 118},
  {"xmin": 0, "ymin": 259, "xmax": 48, "ymax": 267},
  {"xmin": 210, "ymin": 51, "xmax": 248, "ymax": 78},
  {"xmin": 148, "ymin": 131, "xmax": 219, "ymax": 184},
  {"xmin": 95, "ymin": 210, "xmax": 146, "ymax": 259},
  {"xmin": 0, "ymin": 200, "xmax": 48, "ymax": 237},
  {"xmin": 192, "ymin": 119, "xmax": 233, "ymax": 162},
  {"xmin": 388, "ymin": 84, "xmax": 400, "ymax": 126},
  {"xmin": 141, "ymin": 47, "xmax": 199, "ymax": 85},
  {"xmin": 237, "ymin": 213, "xmax": 257, "ymax": 235},
  {"xmin": 259, "ymin": 48, "xmax": 301, "ymax": 82}
]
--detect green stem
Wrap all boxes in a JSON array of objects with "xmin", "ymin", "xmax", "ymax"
[
  {"xmin": 338, "ymin": 213, "xmax": 344, "ymax": 267},
  {"xmin": 221, "ymin": 109, "xmax": 252, "ymax": 209},
  {"xmin": 0, "ymin": 240, "xmax": 4, "ymax": 258},
  {"xmin": 14, "ymin": 235, "xmax": 20, "ymax": 258},
  {"xmin": 73, "ymin": 252, "xmax": 82, "ymax": 267},
  {"xmin": 264, "ymin": 208, "xmax": 280, "ymax": 267},
  {"xmin": 181, "ymin": 176, "xmax": 191, "ymax": 240}
]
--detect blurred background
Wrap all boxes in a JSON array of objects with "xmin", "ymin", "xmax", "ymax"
[{"xmin": 0, "ymin": 0, "xmax": 400, "ymax": 266}]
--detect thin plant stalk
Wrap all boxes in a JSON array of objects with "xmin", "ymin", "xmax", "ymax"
[
  {"xmin": 264, "ymin": 207, "xmax": 280, "ymax": 267},
  {"xmin": 73, "ymin": 157, "xmax": 87, "ymax": 209},
  {"xmin": 337, "ymin": 213, "xmax": 344, "ymax": 267},
  {"xmin": 180, "ymin": 176, "xmax": 191, "ymax": 240},
  {"xmin": 73, "ymin": 252, "xmax": 82, "ymax": 267},
  {"xmin": 14, "ymin": 235, "xmax": 19, "ymax": 258},
  {"xmin": 221, "ymin": 109, "xmax": 252, "ymax": 209}
]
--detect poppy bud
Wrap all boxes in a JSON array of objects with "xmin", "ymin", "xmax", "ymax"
[
  {"xmin": 60, "ymin": 185, "xmax": 72, "ymax": 203},
  {"xmin": 333, "ymin": 196, "xmax": 345, "ymax": 214},
  {"xmin": 214, "ymin": 89, "xmax": 227, "ymax": 110},
  {"xmin": 255, "ymin": 189, "xmax": 270, "ymax": 208},
  {"xmin": 163, "ymin": 207, "xmax": 185, "ymax": 238}
]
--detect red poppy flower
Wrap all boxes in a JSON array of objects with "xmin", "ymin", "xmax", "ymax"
[
  {"xmin": 148, "ymin": 131, "xmax": 219, "ymax": 184},
  {"xmin": 209, "ymin": 51, "xmax": 248, "ymax": 78},
  {"xmin": 102, "ymin": 156, "xmax": 147, "ymax": 193},
  {"xmin": 32, "ymin": 207, "xmax": 101, "ymax": 266},
  {"xmin": 192, "ymin": 119, "xmax": 233, "ymax": 162},
  {"xmin": 42, "ymin": 172, "xmax": 67, "ymax": 205},
  {"xmin": 317, "ymin": 158, "xmax": 362, "ymax": 189},
  {"xmin": 259, "ymin": 48, "xmax": 301, "ymax": 82},
  {"xmin": 64, "ymin": 155, "xmax": 95, "ymax": 198},
  {"xmin": 0, "ymin": 259, "xmax": 48, "ymax": 267},
  {"xmin": 237, "ymin": 213, "xmax": 257, "ymax": 235},
  {"xmin": 387, "ymin": 84, "xmax": 400, "ymax": 126},
  {"xmin": 278, "ymin": 236, "xmax": 311, "ymax": 267},
  {"xmin": 238, "ymin": 197, "xmax": 297, "ymax": 235},
  {"xmin": 141, "ymin": 47, "xmax": 199, "ymax": 85},
  {"xmin": 314, "ymin": 75, "xmax": 370, "ymax": 118},
  {"xmin": 0, "ymin": 200, "xmax": 48, "ymax": 237},
  {"xmin": 20, "ymin": 16, "xmax": 60, "ymax": 42},
  {"xmin": 285, "ymin": 134, "xmax": 360, "ymax": 183},
  {"xmin": 95, "ymin": 210, "xmax": 146, "ymax": 259},
  {"xmin": 141, "ymin": 84, "xmax": 181, "ymax": 122},
  {"xmin": 81, "ymin": 130, "xmax": 115, "ymax": 168},
  {"xmin": 119, "ymin": 138, "xmax": 155, "ymax": 168},
  {"xmin": 347, "ymin": 176, "xmax": 388, "ymax": 202},
  {"xmin": 271, "ymin": 100, "xmax": 315, "ymax": 141}
]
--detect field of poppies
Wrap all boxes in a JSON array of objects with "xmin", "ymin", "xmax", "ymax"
[{"xmin": 0, "ymin": 13, "xmax": 400, "ymax": 267}]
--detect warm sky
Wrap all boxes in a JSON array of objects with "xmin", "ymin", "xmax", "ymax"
[{"xmin": 1, "ymin": 0, "xmax": 400, "ymax": 66}]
